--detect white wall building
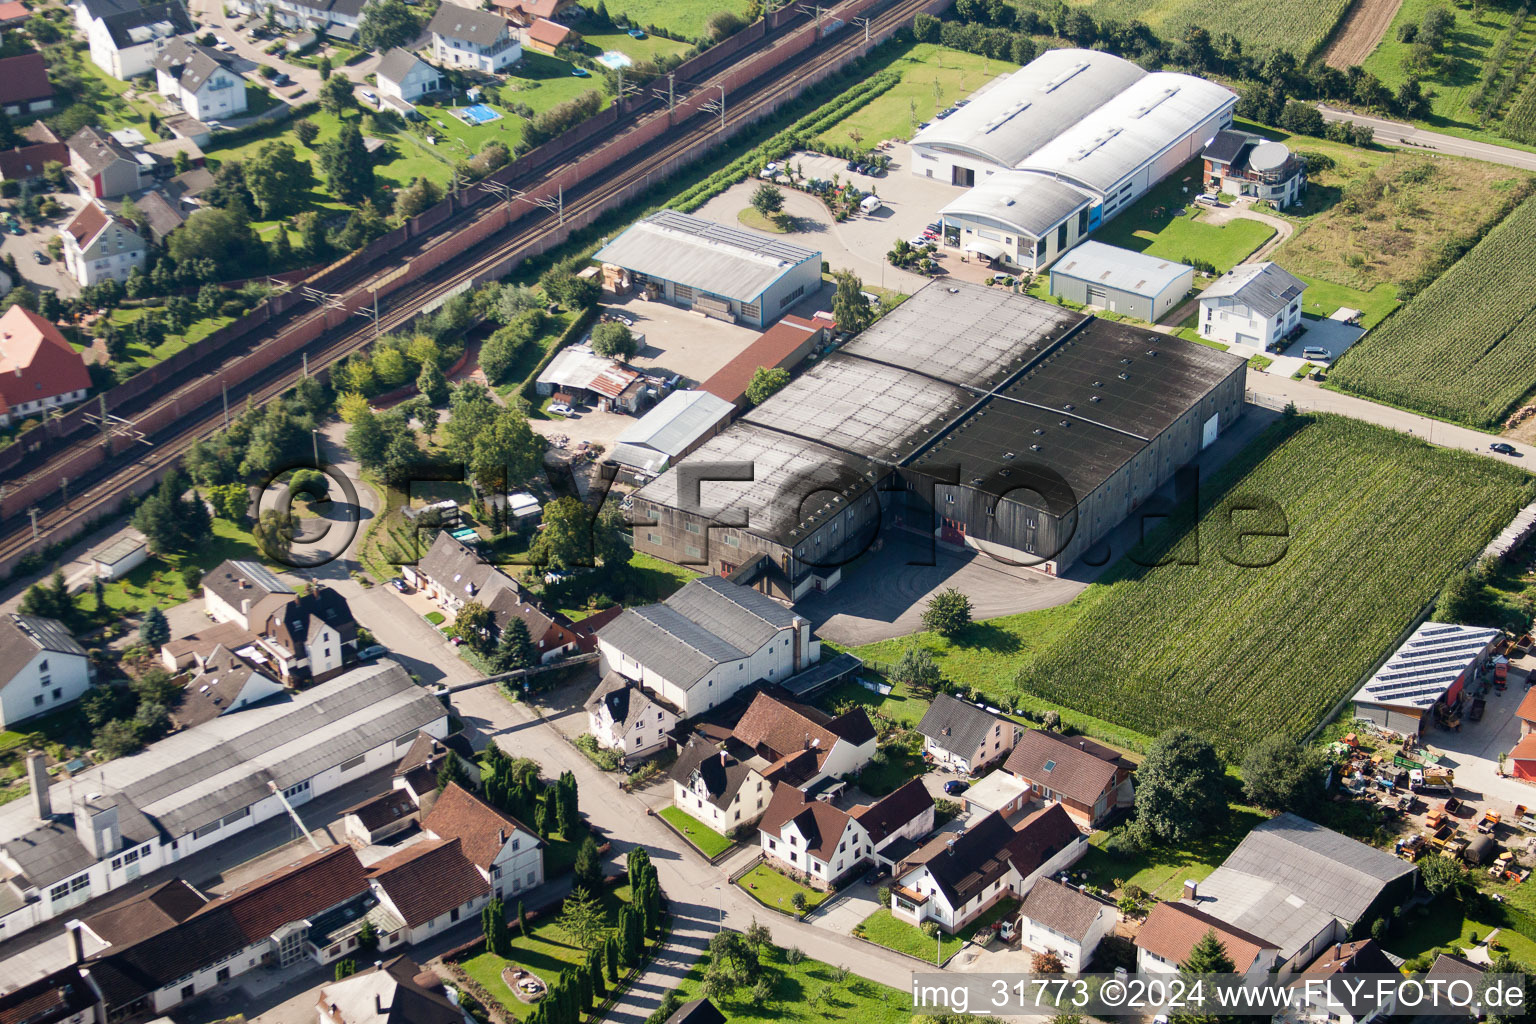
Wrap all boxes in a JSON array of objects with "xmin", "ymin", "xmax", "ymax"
[
  {"xmin": 367, "ymin": 838, "xmax": 492, "ymax": 945},
  {"xmin": 427, "ymin": 5, "xmax": 522, "ymax": 72},
  {"xmin": 1049, "ymin": 241, "xmax": 1195, "ymax": 322},
  {"xmin": 1016, "ymin": 877, "xmax": 1115, "ymax": 971},
  {"xmin": 585, "ymin": 673, "xmax": 678, "ymax": 757},
  {"xmin": 1199, "ymin": 262, "xmax": 1307, "ymax": 349},
  {"xmin": 61, "ymin": 200, "xmax": 146, "ymax": 287},
  {"xmin": 0, "ymin": 614, "xmax": 91, "ymax": 729},
  {"xmin": 421, "ymin": 783, "xmax": 544, "ymax": 902},
  {"xmin": 86, "ymin": 1, "xmax": 193, "ymax": 81},
  {"xmin": 154, "ymin": 39, "xmax": 248, "ymax": 122},
  {"xmin": 375, "ymin": 47, "xmax": 442, "ymax": 104}
]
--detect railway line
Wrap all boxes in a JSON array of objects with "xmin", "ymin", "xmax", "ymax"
[{"xmin": 0, "ymin": 0, "xmax": 937, "ymax": 574}]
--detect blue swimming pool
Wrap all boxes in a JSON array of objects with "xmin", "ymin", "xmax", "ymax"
[{"xmin": 457, "ymin": 103, "xmax": 502, "ymax": 125}]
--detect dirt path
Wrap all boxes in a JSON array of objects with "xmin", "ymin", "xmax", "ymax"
[{"xmin": 1324, "ymin": 0, "xmax": 1404, "ymax": 69}]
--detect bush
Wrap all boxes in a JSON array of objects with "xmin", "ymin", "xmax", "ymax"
[{"xmin": 575, "ymin": 733, "xmax": 622, "ymax": 771}]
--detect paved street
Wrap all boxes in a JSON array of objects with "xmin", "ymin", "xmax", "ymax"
[{"xmin": 1318, "ymin": 104, "xmax": 1536, "ymax": 172}]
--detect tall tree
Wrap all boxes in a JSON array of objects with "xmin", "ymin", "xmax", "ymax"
[
  {"xmin": 455, "ymin": 600, "xmax": 495, "ymax": 655},
  {"xmin": 359, "ymin": 0, "xmax": 418, "ymax": 50},
  {"xmin": 572, "ymin": 834, "xmax": 602, "ymax": 896},
  {"xmin": 320, "ymin": 122, "xmax": 374, "ymax": 204},
  {"xmin": 253, "ymin": 508, "xmax": 299, "ymax": 561},
  {"xmin": 245, "ymin": 141, "xmax": 316, "ymax": 219},
  {"xmin": 437, "ymin": 751, "xmax": 468, "ymax": 793},
  {"xmin": 831, "ymin": 269, "xmax": 872, "ymax": 334},
  {"xmin": 1241, "ymin": 735, "xmax": 1325, "ymax": 814},
  {"xmin": 492, "ymin": 618, "xmax": 534, "ymax": 673},
  {"xmin": 558, "ymin": 888, "xmax": 605, "ymax": 951},
  {"xmin": 139, "ymin": 606, "xmax": 170, "ymax": 647},
  {"xmin": 1134, "ymin": 729, "xmax": 1229, "ymax": 845}
]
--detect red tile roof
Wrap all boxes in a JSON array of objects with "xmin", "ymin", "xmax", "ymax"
[
  {"xmin": 369, "ymin": 838, "xmax": 489, "ymax": 927},
  {"xmin": 732, "ymin": 690, "xmax": 873, "ymax": 769},
  {"xmin": 0, "ymin": 140, "xmax": 67, "ymax": 182},
  {"xmin": 1004, "ymin": 729, "xmax": 1130, "ymax": 807},
  {"xmin": 189, "ymin": 845, "xmax": 368, "ymax": 944},
  {"xmin": 0, "ymin": 2, "xmax": 30, "ymax": 23},
  {"xmin": 0, "ymin": 305, "xmax": 90, "ymax": 409},
  {"xmin": 0, "ymin": 52, "xmax": 50, "ymax": 105},
  {"xmin": 700, "ymin": 315, "xmax": 824, "ymax": 407},
  {"xmin": 526, "ymin": 16, "xmax": 571, "ymax": 46},
  {"xmin": 422, "ymin": 782, "xmax": 537, "ymax": 870},
  {"xmin": 1510, "ymin": 732, "xmax": 1536, "ymax": 762},
  {"xmin": 1516, "ymin": 685, "xmax": 1536, "ymax": 724},
  {"xmin": 62, "ymin": 201, "xmax": 108, "ymax": 246},
  {"xmin": 1136, "ymin": 901, "xmax": 1274, "ymax": 970}
]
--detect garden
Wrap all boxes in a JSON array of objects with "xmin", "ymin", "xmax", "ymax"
[
  {"xmin": 658, "ymin": 805, "xmax": 734, "ymax": 858},
  {"xmin": 734, "ymin": 862, "xmax": 829, "ymax": 916},
  {"xmin": 1091, "ymin": 163, "xmax": 1276, "ymax": 276},
  {"xmin": 853, "ymin": 897, "xmax": 1017, "ymax": 964}
]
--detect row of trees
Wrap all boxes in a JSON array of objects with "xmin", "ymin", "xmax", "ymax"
[{"xmin": 480, "ymin": 746, "xmax": 586, "ymax": 842}]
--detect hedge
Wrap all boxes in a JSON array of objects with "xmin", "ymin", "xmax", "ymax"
[{"xmin": 518, "ymin": 303, "xmax": 601, "ymax": 404}]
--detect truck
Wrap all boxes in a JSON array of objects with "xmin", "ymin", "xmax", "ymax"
[{"xmin": 1411, "ymin": 768, "xmax": 1454, "ymax": 794}]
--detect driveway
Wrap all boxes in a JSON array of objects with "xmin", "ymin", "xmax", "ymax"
[
  {"xmin": 807, "ymin": 878, "xmax": 882, "ymax": 934},
  {"xmin": 5, "ymin": 193, "xmax": 89, "ymax": 297},
  {"xmin": 1417, "ymin": 673, "xmax": 1536, "ymax": 817}
]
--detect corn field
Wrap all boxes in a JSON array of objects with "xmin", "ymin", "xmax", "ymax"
[
  {"xmin": 1329, "ymin": 195, "xmax": 1536, "ymax": 428},
  {"xmin": 1010, "ymin": 416, "xmax": 1532, "ymax": 759},
  {"xmin": 1053, "ymin": 0, "xmax": 1352, "ymax": 58}
]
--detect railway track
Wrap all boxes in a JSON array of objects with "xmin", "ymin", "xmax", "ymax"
[{"xmin": 0, "ymin": 0, "xmax": 933, "ymax": 570}]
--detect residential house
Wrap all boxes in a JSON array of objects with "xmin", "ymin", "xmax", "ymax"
[
  {"xmin": 0, "ymin": 305, "xmax": 90, "ymax": 426},
  {"xmin": 0, "ymin": 613, "xmax": 90, "ymax": 728},
  {"xmin": 1003, "ymin": 729, "xmax": 1135, "ymax": 828},
  {"xmin": 889, "ymin": 804, "xmax": 1086, "ymax": 933},
  {"xmin": 522, "ymin": 17, "xmax": 574, "ymax": 54},
  {"xmin": 961, "ymin": 769, "xmax": 1033, "ymax": 822},
  {"xmin": 260, "ymin": 584, "xmax": 359, "ymax": 682},
  {"xmin": 72, "ymin": 0, "xmax": 135, "ymax": 35},
  {"xmin": 317, "ymin": 956, "xmax": 472, "ymax": 1024},
  {"xmin": 0, "ymin": 138, "xmax": 69, "ymax": 185},
  {"xmin": 0, "ymin": 964, "xmax": 101, "ymax": 1024},
  {"xmin": 586, "ymin": 672, "xmax": 679, "ymax": 758},
  {"xmin": 61, "ymin": 199, "xmax": 147, "ymax": 286},
  {"xmin": 669, "ymin": 733, "xmax": 770, "ymax": 836},
  {"xmin": 341, "ymin": 788, "xmax": 418, "ymax": 845},
  {"xmin": 244, "ymin": 0, "xmax": 369, "ymax": 36},
  {"xmin": 172, "ymin": 644, "xmax": 286, "ymax": 727},
  {"xmin": 489, "ymin": 0, "xmax": 578, "ymax": 24},
  {"xmin": 484, "ymin": 586, "xmax": 580, "ymax": 664},
  {"xmin": 154, "ymin": 39, "xmax": 248, "ymax": 122},
  {"xmin": 596, "ymin": 576, "xmax": 819, "ymax": 716},
  {"xmin": 203, "ymin": 559, "xmax": 294, "ymax": 629},
  {"xmin": 375, "ymin": 47, "xmax": 441, "ymax": 105},
  {"xmin": 135, "ymin": 188, "xmax": 190, "ymax": 244},
  {"xmin": 0, "ymin": 51, "xmax": 54, "ymax": 117},
  {"xmin": 1199, "ymin": 261, "xmax": 1306, "ymax": 349},
  {"xmin": 428, "ymin": 4, "xmax": 522, "ymax": 72},
  {"xmin": 758, "ymin": 779, "xmax": 934, "ymax": 885},
  {"xmin": 82, "ymin": 845, "xmax": 376, "ymax": 1020},
  {"xmin": 1278, "ymin": 939, "xmax": 1400, "ymax": 1024},
  {"xmin": 1186, "ymin": 813, "xmax": 1420, "ymax": 969},
  {"xmin": 391, "ymin": 729, "xmax": 481, "ymax": 810},
  {"xmin": 0, "ymin": 662, "xmax": 447, "ymax": 941},
  {"xmin": 160, "ymin": 618, "xmax": 266, "ymax": 672},
  {"xmin": 412, "ymin": 532, "xmax": 579, "ymax": 661},
  {"xmin": 917, "ymin": 693, "xmax": 1022, "ymax": 774},
  {"xmin": 368, "ymin": 838, "xmax": 491, "ymax": 944},
  {"xmin": 1136, "ymin": 900, "xmax": 1279, "ymax": 975},
  {"xmin": 661, "ymin": 998, "xmax": 726, "ymax": 1024},
  {"xmin": 86, "ymin": 1, "xmax": 194, "ymax": 81},
  {"xmin": 67, "ymin": 126, "xmax": 148, "ymax": 198},
  {"xmin": 421, "ymin": 782, "xmax": 544, "ymax": 901},
  {"xmin": 1202, "ymin": 129, "xmax": 1306, "ymax": 208},
  {"xmin": 0, "ymin": 2, "xmax": 33, "ymax": 28},
  {"xmin": 1016, "ymin": 877, "xmax": 1114, "ymax": 971},
  {"xmin": 731, "ymin": 690, "xmax": 876, "ymax": 781}
]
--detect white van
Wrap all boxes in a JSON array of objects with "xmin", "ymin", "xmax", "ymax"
[
  {"xmin": 859, "ymin": 194, "xmax": 882, "ymax": 214},
  {"xmin": 1302, "ymin": 346, "xmax": 1332, "ymax": 361}
]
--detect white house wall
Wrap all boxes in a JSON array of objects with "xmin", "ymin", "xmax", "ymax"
[{"xmin": 0, "ymin": 650, "xmax": 91, "ymax": 729}]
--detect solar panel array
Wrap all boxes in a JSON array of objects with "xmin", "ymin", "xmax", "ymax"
[{"xmin": 1359, "ymin": 622, "xmax": 1502, "ymax": 709}]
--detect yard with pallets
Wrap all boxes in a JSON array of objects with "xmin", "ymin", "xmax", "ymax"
[
  {"xmin": 1328, "ymin": 192, "xmax": 1536, "ymax": 429},
  {"xmin": 1043, "ymin": 0, "xmax": 1353, "ymax": 59}
]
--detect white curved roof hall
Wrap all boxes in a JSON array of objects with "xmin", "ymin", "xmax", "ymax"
[
  {"xmin": 939, "ymin": 171, "xmax": 1094, "ymax": 239},
  {"xmin": 910, "ymin": 48, "xmax": 1146, "ymax": 170},
  {"xmin": 1017, "ymin": 72, "xmax": 1238, "ymax": 194}
]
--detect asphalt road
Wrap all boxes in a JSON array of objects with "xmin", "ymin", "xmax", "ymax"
[{"xmin": 1318, "ymin": 104, "xmax": 1536, "ymax": 172}]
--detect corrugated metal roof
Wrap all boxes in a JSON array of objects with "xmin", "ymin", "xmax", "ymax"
[
  {"xmin": 939, "ymin": 171, "xmax": 1094, "ymax": 239},
  {"xmin": 1358, "ymin": 622, "xmax": 1500, "ymax": 710},
  {"xmin": 593, "ymin": 211, "xmax": 819, "ymax": 303},
  {"xmin": 1050, "ymin": 240, "xmax": 1192, "ymax": 298},
  {"xmin": 1018, "ymin": 72, "xmax": 1237, "ymax": 195},
  {"xmin": 536, "ymin": 344, "xmax": 637, "ymax": 395},
  {"xmin": 912, "ymin": 49, "xmax": 1146, "ymax": 169},
  {"xmin": 614, "ymin": 390, "xmax": 734, "ymax": 463},
  {"xmin": 1201, "ymin": 262, "xmax": 1308, "ymax": 319}
]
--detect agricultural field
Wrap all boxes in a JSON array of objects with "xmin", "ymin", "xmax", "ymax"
[
  {"xmin": 1329, "ymin": 193, "xmax": 1536, "ymax": 428},
  {"xmin": 1364, "ymin": 0, "xmax": 1536, "ymax": 147},
  {"xmin": 1051, "ymin": 0, "xmax": 1353, "ymax": 57},
  {"xmin": 601, "ymin": 0, "xmax": 754, "ymax": 41},
  {"xmin": 812, "ymin": 42, "xmax": 998, "ymax": 148},
  {"xmin": 1008, "ymin": 416, "xmax": 1532, "ymax": 759}
]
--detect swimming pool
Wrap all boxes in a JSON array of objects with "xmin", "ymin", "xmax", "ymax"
[
  {"xmin": 450, "ymin": 527, "xmax": 480, "ymax": 541},
  {"xmin": 457, "ymin": 103, "xmax": 502, "ymax": 125},
  {"xmin": 595, "ymin": 50, "xmax": 632, "ymax": 69}
]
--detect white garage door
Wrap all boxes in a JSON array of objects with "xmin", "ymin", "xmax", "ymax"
[{"xmin": 1201, "ymin": 413, "xmax": 1219, "ymax": 450}]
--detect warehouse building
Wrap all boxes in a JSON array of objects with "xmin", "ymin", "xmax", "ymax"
[
  {"xmin": 1049, "ymin": 241, "xmax": 1194, "ymax": 322},
  {"xmin": 1354, "ymin": 622, "xmax": 1501, "ymax": 736},
  {"xmin": 594, "ymin": 211, "xmax": 823, "ymax": 328},
  {"xmin": 610, "ymin": 389, "xmax": 735, "ymax": 482},
  {"xmin": 630, "ymin": 281, "xmax": 1245, "ymax": 596},
  {"xmin": 914, "ymin": 48, "xmax": 1237, "ymax": 270},
  {"xmin": 701, "ymin": 314, "xmax": 828, "ymax": 410}
]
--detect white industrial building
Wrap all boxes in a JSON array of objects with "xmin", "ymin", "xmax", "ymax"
[
  {"xmin": 915, "ymin": 48, "xmax": 1237, "ymax": 270},
  {"xmin": 1198, "ymin": 261, "xmax": 1307, "ymax": 349},
  {"xmin": 0, "ymin": 661, "xmax": 447, "ymax": 941},
  {"xmin": 1049, "ymin": 241, "xmax": 1194, "ymax": 322},
  {"xmin": 610, "ymin": 389, "xmax": 735, "ymax": 481},
  {"xmin": 594, "ymin": 211, "xmax": 823, "ymax": 328}
]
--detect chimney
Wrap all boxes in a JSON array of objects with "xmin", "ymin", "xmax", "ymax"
[
  {"xmin": 498, "ymin": 828, "xmax": 506, "ymax": 845},
  {"xmin": 1335, "ymin": 943, "xmax": 1343, "ymax": 960},
  {"xmin": 66, "ymin": 920, "xmax": 84, "ymax": 964},
  {"xmin": 1183, "ymin": 879, "xmax": 1198, "ymax": 901},
  {"xmin": 946, "ymin": 839, "xmax": 956, "ymax": 856},
  {"xmin": 26, "ymin": 751, "xmax": 50, "ymax": 820}
]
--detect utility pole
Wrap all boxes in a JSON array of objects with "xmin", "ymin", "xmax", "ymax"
[
  {"xmin": 222, "ymin": 380, "xmax": 229, "ymax": 428},
  {"xmin": 700, "ymin": 84, "xmax": 726, "ymax": 132},
  {"xmin": 302, "ymin": 351, "xmax": 308, "ymax": 377},
  {"xmin": 854, "ymin": 15, "xmax": 870, "ymax": 43},
  {"xmin": 59, "ymin": 477, "xmax": 68, "ymax": 506},
  {"xmin": 796, "ymin": 2, "xmax": 823, "ymax": 31},
  {"xmin": 312, "ymin": 429, "xmax": 321, "ymax": 468},
  {"xmin": 28, "ymin": 508, "xmax": 38, "ymax": 540},
  {"xmin": 504, "ymin": 185, "xmax": 565, "ymax": 226}
]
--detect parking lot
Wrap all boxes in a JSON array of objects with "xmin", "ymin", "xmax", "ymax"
[{"xmin": 3, "ymin": 193, "xmax": 89, "ymax": 297}]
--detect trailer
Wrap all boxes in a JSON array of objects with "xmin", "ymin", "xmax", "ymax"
[
  {"xmin": 1478, "ymin": 809, "xmax": 1502, "ymax": 835},
  {"xmin": 1470, "ymin": 697, "xmax": 1487, "ymax": 722}
]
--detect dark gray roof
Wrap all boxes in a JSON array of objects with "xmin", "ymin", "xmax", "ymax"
[
  {"xmin": 669, "ymin": 735, "xmax": 754, "ymax": 809},
  {"xmin": 665, "ymin": 998, "xmax": 727, "ymax": 1024},
  {"xmin": 1203, "ymin": 128, "xmax": 1256, "ymax": 167},
  {"xmin": 917, "ymin": 693, "xmax": 1012, "ymax": 757},
  {"xmin": 100, "ymin": 1, "xmax": 193, "ymax": 49},
  {"xmin": 0, "ymin": 613, "xmax": 86, "ymax": 686},
  {"xmin": 153, "ymin": 38, "xmax": 233, "ymax": 92},
  {"xmin": 78, "ymin": 0, "xmax": 141, "ymax": 19},
  {"xmin": 133, "ymin": 190, "xmax": 186, "ymax": 240},
  {"xmin": 1019, "ymin": 877, "xmax": 1106, "ymax": 941},
  {"xmin": 1, "ymin": 819, "xmax": 99, "ymax": 889},
  {"xmin": 1201, "ymin": 262, "xmax": 1306, "ymax": 319},
  {"xmin": 67, "ymin": 126, "xmax": 135, "ymax": 175},
  {"xmin": 584, "ymin": 671, "xmax": 669, "ymax": 727},
  {"xmin": 416, "ymin": 531, "xmax": 516, "ymax": 604},
  {"xmin": 427, "ymin": 4, "xmax": 507, "ymax": 45},
  {"xmin": 597, "ymin": 577, "xmax": 798, "ymax": 688},
  {"xmin": 376, "ymin": 46, "xmax": 429, "ymax": 86}
]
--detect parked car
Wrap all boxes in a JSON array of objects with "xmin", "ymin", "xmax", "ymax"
[
  {"xmin": 358, "ymin": 644, "xmax": 387, "ymax": 659},
  {"xmin": 1194, "ymin": 193, "xmax": 1219, "ymax": 206},
  {"xmin": 389, "ymin": 577, "xmax": 408, "ymax": 593},
  {"xmin": 845, "ymin": 159, "xmax": 859, "ymax": 171},
  {"xmin": 943, "ymin": 780, "xmax": 968, "ymax": 796},
  {"xmin": 548, "ymin": 402, "xmax": 574, "ymax": 416},
  {"xmin": 30, "ymin": 250, "xmax": 48, "ymax": 264},
  {"xmin": 1301, "ymin": 346, "xmax": 1332, "ymax": 361},
  {"xmin": 1491, "ymin": 442, "xmax": 1518, "ymax": 455}
]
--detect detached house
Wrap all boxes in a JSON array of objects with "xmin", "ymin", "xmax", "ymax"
[
  {"xmin": 67, "ymin": 126, "xmax": 148, "ymax": 198},
  {"xmin": 1004, "ymin": 729, "xmax": 1135, "ymax": 828},
  {"xmin": 0, "ymin": 305, "xmax": 91, "ymax": 426},
  {"xmin": 87, "ymin": 0, "xmax": 193, "ymax": 80},
  {"xmin": 1198, "ymin": 261, "xmax": 1306, "ymax": 349},
  {"xmin": 61, "ymin": 199, "xmax": 146, "ymax": 286},
  {"xmin": 669, "ymin": 733, "xmax": 769, "ymax": 836},
  {"xmin": 0, "ymin": 613, "xmax": 91, "ymax": 728},
  {"xmin": 203, "ymin": 560, "xmax": 294, "ymax": 629},
  {"xmin": 586, "ymin": 672, "xmax": 679, "ymax": 758},
  {"xmin": 421, "ymin": 783, "xmax": 544, "ymax": 901},
  {"xmin": 428, "ymin": 4, "xmax": 522, "ymax": 72},
  {"xmin": 890, "ymin": 804, "xmax": 1085, "ymax": 933},
  {"xmin": 413, "ymin": 532, "xmax": 580, "ymax": 662},
  {"xmin": 1016, "ymin": 877, "xmax": 1115, "ymax": 971},
  {"xmin": 1283, "ymin": 939, "xmax": 1400, "ymax": 1024},
  {"xmin": 917, "ymin": 693, "xmax": 1022, "ymax": 774},
  {"xmin": 758, "ymin": 779, "xmax": 934, "ymax": 885},
  {"xmin": 200, "ymin": 563, "xmax": 360, "ymax": 684},
  {"xmin": 317, "ymin": 956, "xmax": 472, "ymax": 1024},
  {"xmin": 154, "ymin": 39, "xmax": 248, "ymax": 122},
  {"xmin": 375, "ymin": 47, "xmax": 441, "ymax": 105},
  {"xmin": 0, "ymin": 51, "xmax": 54, "ymax": 117},
  {"xmin": 731, "ymin": 690, "xmax": 876, "ymax": 782},
  {"xmin": 1135, "ymin": 900, "xmax": 1278, "ymax": 976}
]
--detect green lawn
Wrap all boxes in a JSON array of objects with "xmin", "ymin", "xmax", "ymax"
[
  {"xmin": 1292, "ymin": 275, "xmax": 1399, "ymax": 329},
  {"xmin": 1093, "ymin": 169, "xmax": 1276, "ymax": 274},
  {"xmin": 460, "ymin": 884, "xmax": 636, "ymax": 1019},
  {"xmin": 658, "ymin": 805, "xmax": 733, "ymax": 858},
  {"xmin": 547, "ymin": 552, "xmax": 700, "ymax": 620},
  {"xmin": 577, "ymin": 23, "xmax": 694, "ymax": 64},
  {"xmin": 856, "ymin": 907, "xmax": 961, "ymax": 963},
  {"xmin": 814, "ymin": 42, "xmax": 996, "ymax": 147},
  {"xmin": 1383, "ymin": 894, "xmax": 1536, "ymax": 966},
  {"xmin": 855, "ymin": 743, "xmax": 926, "ymax": 796},
  {"xmin": 44, "ymin": 41, "xmax": 167, "ymax": 139},
  {"xmin": 1076, "ymin": 806, "xmax": 1268, "ymax": 900},
  {"xmin": 418, "ymin": 51, "xmax": 612, "ymax": 162},
  {"xmin": 98, "ymin": 518, "xmax": 267, "ymax": 614},
  {"xmin": 601, "ymin": 0, "xmax": 753, "ymax": 41},
  {"xmin": 107, "ymin": 308, "xmax": 236, "ymax": 370},
  {"xmin": 672, "ymin": 944, "xmax": 913, "ymax": 1024},
  {"xmin": 735, "ymin": 863, "xmax": 829, "ymax": 915}
]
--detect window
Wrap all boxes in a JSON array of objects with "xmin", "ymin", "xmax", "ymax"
[
  {"xmin": 39, "ymin": 659, "xmax": 46, "ymax": 672},
  {"xmin": 451, "ymin": 907, "xmax": 460, "ymax": 922},
  {"xmin": 1042, "ymin": 759, "xmax": 1056, "ymax": 773},
  {"xmin": 722, "ymin": 535, "xmax": 739, "ymax": 548},
  {"xmin": 32, "ymin": 695, "xmax": 42, "ymax": 707},
  {"xmin": 283, "ymin": 781, "xmax": 310, "ymax": 798},
  {"xmin": 51, "ymin": 688, "xmax": 61, "ymax": 700},
  {"xmin": 767, "ymin": 838, "xmax": 776, "ymax": 850},
  {"xmin": 1056, "ymin": 222, "xmax": 1068, "ymax": 249},
  {"xmin": 684, "ymin": 544, "xmax": 701, "ymax": 558},
  {"xmin": 182, "ymin": 985, "xmax": 196, "ymax": 1001},
  {"xmin": 683, "ymin": 521, "xmax": 701, "ymax": 534},
  {"xmin": 527, "ymin": 871, "xmax": 537, "ymax": 887},
  {"xmin": 512, "ymin": 838, "xmax": 520, "ymax": 851},
  {"xmin": 339, "ymin": 754, "xmax": 367, "ymax": 772},
  {"xmin": 646, "ymin": 532, "xmax": 662, "ymax": 545},
  {"xmin": 216, "ymin": 966, "xmax": 230, "ymax": 983}
]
